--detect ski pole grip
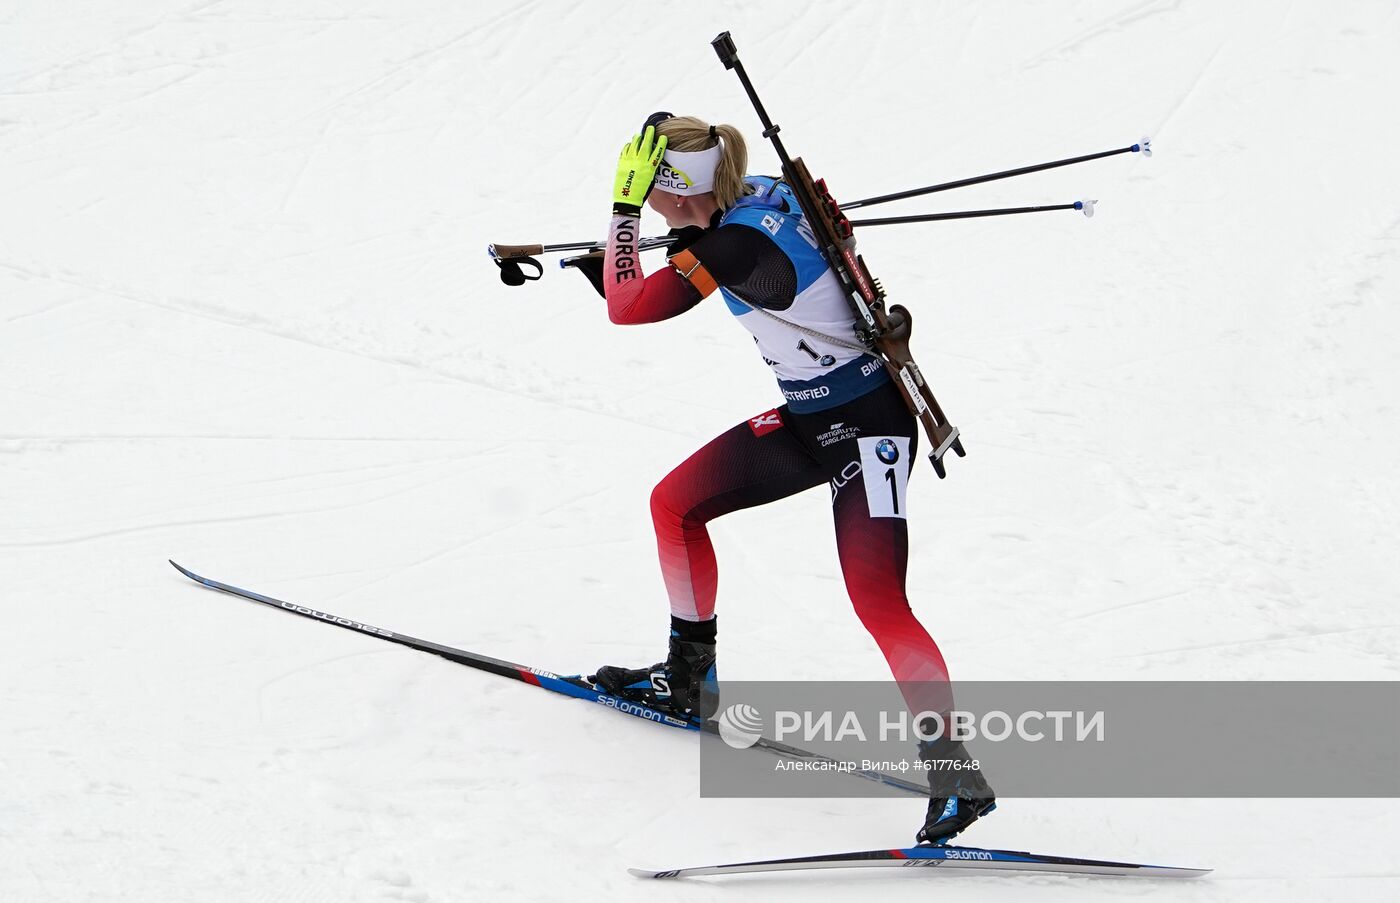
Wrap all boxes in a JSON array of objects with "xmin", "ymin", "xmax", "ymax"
[
  {"xmin": 488, "ymin": 243, "xmax": 544, "ymax": 260},
  {"xmin": 711, "ymin": 31, "xmax": 738, "ymax": 69}
]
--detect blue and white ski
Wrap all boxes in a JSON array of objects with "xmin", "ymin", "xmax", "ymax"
[
  {"xmin": 169, "ymin": 560, "xmax": 927, "ymax": 796},
  {"xmin": 630, "ymin": 844, "xmax": 1210, "ymax": 879}
]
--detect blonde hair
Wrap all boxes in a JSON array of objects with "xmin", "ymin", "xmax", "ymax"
[{"xmin": 655, "ymin": 115, "xmax": 750, "ymax": 210}]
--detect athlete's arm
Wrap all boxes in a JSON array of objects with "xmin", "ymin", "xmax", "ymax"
[
  {"xmin": 605, "ymin": 216, "xmax": 799, "ymax": 323},
  {"xmin": 601, "ymin": 125, "xmax": 704, "ymax": 325},
  {"xmin": 602, "ymin": 213, "xmax": 703, "ymax": 324}
]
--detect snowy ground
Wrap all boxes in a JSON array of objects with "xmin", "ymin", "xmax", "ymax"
[{"xmin": 3, "ymin": 1, "xmax": 1399, "ymax": 900}]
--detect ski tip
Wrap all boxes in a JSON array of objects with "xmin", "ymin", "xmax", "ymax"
[
  {"xmin": 1139, "ymin": 866, "xmax": 1213, "ymax": 878},
  {"xmin": 626, "ymin": 867, "xmax": 675, "ymax": 880},
  {"xmin": 168, "ymin": 560, "xmax": 201, "ymax": 582}
]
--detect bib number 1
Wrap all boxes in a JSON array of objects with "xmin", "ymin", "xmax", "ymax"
[{"xmin": 856, "ymin": 436, "xmax": 911, "ymax": 519}]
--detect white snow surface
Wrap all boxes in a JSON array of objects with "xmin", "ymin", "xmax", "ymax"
[{"xmin": 3, "ymin": 1, "xmax": 1399, "ymax": 900}]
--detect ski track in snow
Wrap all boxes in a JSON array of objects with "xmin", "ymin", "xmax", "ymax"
[{"xmin": 3, "ymin": 1, "xmax": 1400, "ymax": 900}]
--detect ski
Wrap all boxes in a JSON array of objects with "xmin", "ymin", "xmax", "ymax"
[
  {"xmin": 169, "ymin": 560, "xmax": 928, "ymax": 797},
  {"xmin": 629, "ymin": 844, "xmax": 1211, "ymax": 880}
]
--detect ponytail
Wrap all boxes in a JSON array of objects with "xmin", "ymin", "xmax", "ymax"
[{"xmin": 655, "ymin": 115, "xmax": 751, "ymax": 210}]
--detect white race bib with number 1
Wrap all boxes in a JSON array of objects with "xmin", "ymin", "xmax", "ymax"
[{"xmin": 857, "ymin": 436, "xmax": 911, "ymax": 519}]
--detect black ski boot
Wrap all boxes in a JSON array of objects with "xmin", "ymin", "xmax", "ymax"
[
  {"xmin": 590, "ymin": 616, "xmax": 719, "ymax": 721},
  {"xmin": 916, "ymin": 732, "xmax": 997, "ymax": 845}
]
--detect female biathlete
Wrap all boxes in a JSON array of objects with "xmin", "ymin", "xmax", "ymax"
[{"xmin": 585, "ymin": 114, "xmax": 994, "ymax": 845}]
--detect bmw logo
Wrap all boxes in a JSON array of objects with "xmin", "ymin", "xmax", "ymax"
[{"xmin": 875, "ymin": 438, "xmax": 900, "ymax": 465}]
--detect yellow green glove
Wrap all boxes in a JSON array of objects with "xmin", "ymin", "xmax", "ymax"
[{"xmin": 612, "ymin": 125, "xmax": 667, "ymax": 214}]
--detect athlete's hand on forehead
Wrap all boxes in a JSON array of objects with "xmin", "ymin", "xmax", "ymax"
[{"xmin": 612, "ymin": 124, "xmax": 668, "ymax": 215}]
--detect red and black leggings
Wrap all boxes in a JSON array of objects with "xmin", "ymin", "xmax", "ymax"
[{"xmin": 650, "ymin": 380, "xmax": 952, "ymax": 705}]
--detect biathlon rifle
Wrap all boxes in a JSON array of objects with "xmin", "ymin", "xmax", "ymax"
[{"xmin": 710, "ymin": 31, "xmax": 970, "ymax": 475}]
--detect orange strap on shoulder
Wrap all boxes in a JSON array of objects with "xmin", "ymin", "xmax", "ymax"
[{"xmin": 670, "ymin": 249, "xmax": 719, "ymax": 298}]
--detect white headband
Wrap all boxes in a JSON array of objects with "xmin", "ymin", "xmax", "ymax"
[{"xmin": 654, "ymin": 143, "xmax": 723, "ymax": 196}]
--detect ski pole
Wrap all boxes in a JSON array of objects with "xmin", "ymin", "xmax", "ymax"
[
  {"xmin": 488, "ymin": 237, "xmax": 677, "ymax": 260},
  {"xmin": 488, "ymin": 196, "xmax": 1097, "ymax": 286},
  {"xmin": 488, "ymin": 237, "xmax": 677, "ymax": 285},
  {"xmin": 841, "ymin": 140, "xmax": 1150, "ymax": 211},
  {"xmin": 850, "ymin": 199, "xmax": 1097, "ymax": 228}
]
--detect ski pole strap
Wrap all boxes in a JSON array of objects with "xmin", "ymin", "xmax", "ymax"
[
  {"xmin": 490, "ymin": 254, "xmax": 543, "ymax": 286},
  {"xmin": 487, "ymin": 242, "xmax": 545, "ymax": 285}
]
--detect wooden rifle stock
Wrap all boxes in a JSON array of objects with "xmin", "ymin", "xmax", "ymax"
[{"xmin": 781, "ymin": 158, "xmax": 965, "ymax": 477}]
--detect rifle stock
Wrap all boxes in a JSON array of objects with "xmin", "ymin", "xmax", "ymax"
[
  {"xmin": 711, "ymin": 26, "xmax": 966, "ymax": 476},
  {"xmin": 779, "ymin": 154, "xmax": 966, "ymax": 476}
]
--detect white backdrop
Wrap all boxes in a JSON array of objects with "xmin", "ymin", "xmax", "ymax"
[{"xmin": 3, "ymin": 1, "xmax": 1397, "ymax": 900}]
